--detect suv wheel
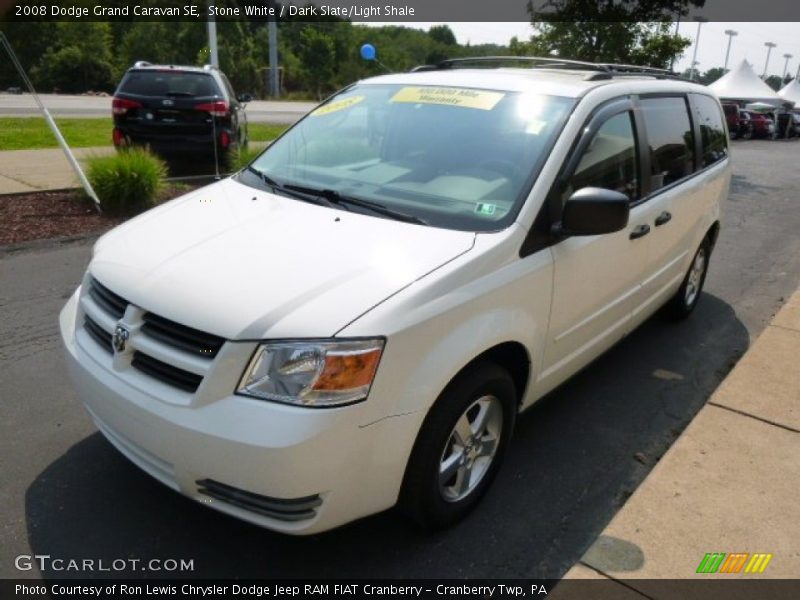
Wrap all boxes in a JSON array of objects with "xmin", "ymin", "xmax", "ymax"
[
  {"xmin": 400, "ymin": 363, "xmax": 516, "ymax": 529},
  {"xmin": 665, "ymin": 237, "xmax": 711, "ymax": 320}
]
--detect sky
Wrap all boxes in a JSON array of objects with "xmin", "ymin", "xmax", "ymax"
[{"xmin": 367, "ymin": 22, "xmax": 800, "ymax": 79}]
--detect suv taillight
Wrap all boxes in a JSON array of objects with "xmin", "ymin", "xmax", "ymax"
[
  {"xmin": 112, "ymin": 97, "xmax": 142, "ymax": 115},
  {"xmin": 112, "ymin": 127, "xmax": 126, "ymax": 146},
  {"xmin": 195, "ymin": 100, "xmax": 229, "ymax": 117}
]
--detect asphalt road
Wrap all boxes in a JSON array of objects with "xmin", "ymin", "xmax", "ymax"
[
  {"xmin": 1, "ymin": 140, "xmax": 799, "ymax": 580},
  {"xmin": 0, "ymin": 93, "xmax": 315, "ymax": 124}
]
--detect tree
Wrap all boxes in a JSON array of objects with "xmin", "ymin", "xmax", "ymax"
[
  {"xmin": 699, "ymin": 67, "xmax": 724, "ymax": 85},
  {"xmin": 525, "ymin": 0, "xmax": 705, "ymax": 68},
  {"xmin": 298, "ymin": 27, "xmax": 336, "ymax": 99},
  {"xmin": 428, "ymin": 25, "xmax": 457, "ymax": 47},
  {"xmin": 765, "ymin": 75, "xmax": 783, "ymax": 91},
  {"xmin": 31, "ymin": 22, "xmax": 115, "ymax": 92}
]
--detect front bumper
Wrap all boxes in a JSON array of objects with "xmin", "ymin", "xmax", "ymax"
[{"xmin": 59, "ymin": 288, "xmax": 420, "ymax": 534}]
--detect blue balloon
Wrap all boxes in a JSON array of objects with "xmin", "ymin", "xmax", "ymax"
[{"xmin": 360, "ymin": 44, "xmax": 376, "ymax": 61}]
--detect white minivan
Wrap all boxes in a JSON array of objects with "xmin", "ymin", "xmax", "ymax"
[{"xmin": 60, "ymin": 59, "xmax": 730, "ymax": 534}]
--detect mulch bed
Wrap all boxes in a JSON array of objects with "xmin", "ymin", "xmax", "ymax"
[{"xmin": 0, "ymin": 184, "xmax": 198, "ymax": 246}]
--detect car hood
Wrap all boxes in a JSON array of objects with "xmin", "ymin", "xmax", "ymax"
[{"xmin": 90, "ymin": 178, "xmax": 475, "ymax": 339}]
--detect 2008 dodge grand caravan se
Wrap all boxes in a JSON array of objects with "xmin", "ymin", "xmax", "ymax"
[{"xmin": 60, "ymin": 59, "xmax": 730, "ymax": 534}]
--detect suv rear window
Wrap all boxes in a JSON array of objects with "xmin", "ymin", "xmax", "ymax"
[{"xmin": 118, "ymin": 71, "xmax": 220, "ymax": 97}]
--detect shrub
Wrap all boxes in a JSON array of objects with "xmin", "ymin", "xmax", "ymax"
[{"xmin": 86, "ymin": 148, "xmax": 167, "ymax": 215}]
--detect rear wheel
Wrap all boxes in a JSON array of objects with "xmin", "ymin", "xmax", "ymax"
[
  {"xmin": 742, "ymin": 125, "xmax": 753, "ymax": 140},
  {"xmin": 665, "ymin": 237, "xmax": 711, "ymax": 320},
  {"xmin": 400, "ymin": 363, "xmax": 516, "ymax": 530}
]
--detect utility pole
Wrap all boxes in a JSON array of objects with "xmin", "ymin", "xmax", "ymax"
[
  {"xmin": 723, "ymin": 30, "xmax": 738, "ymax": 72},
  {"xmin": 207, "ymin": 4, "xmax": 219, "ymax": 67},
  {"xmin": 689, "ymin": 17, "xmax": 707, "ymax": 81},
  {"xmin": 267, "ymin": 1, "xmax": 279, "ymax": 97},
  {"xmin": 670, "ymin": 16, "xmax": 681, "ymax": 72},
  {"xmin": 782, "ymin": 54, "xmax": 793, "ymax": 82},
  {"xmin": 763, "ymin": 42, "xmax": 777, "ymax": 79}
]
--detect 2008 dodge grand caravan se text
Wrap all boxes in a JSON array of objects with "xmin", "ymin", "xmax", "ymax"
[{"xmin": 60, "ymin": 59, "xmax": 730, "ymax": 534}]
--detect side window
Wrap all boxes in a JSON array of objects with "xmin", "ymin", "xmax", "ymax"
[
  {"xmin": 640, "ymin": 97, "xmax": 694, "ymax": 191},
  {"xmin": 564, "ymin": 111, "xmax": 639, "ymax": 204},
  {"xmin": 693, "ymin": 94, "xmax": 729, "ymax": 167}
]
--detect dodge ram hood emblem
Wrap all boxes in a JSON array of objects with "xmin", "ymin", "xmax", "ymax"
[{"xmin": 112, "ymin": 325, "xmax": 130, "ymax": 353}]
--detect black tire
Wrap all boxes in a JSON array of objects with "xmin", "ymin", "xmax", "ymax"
[
  {"xmin": 742, "ymin": 126, "xmax": 753, "ymax": 140},
  {"xmin": 400, "ymin": 362, "xmax": 516, "ymax": 530},
  {"xmin": 665, "ymin": 237, "xmax": 711, "ymax": 320},
  {"xmin": 729, "ymin": 128, "xmax": 738, "ymax": 140}
]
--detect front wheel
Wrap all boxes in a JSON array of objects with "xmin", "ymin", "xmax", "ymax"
[
  {"xmin": 400, "ymin": 363, "xmax": 516, "ymax": 530},
  {"xmin": 665, "ymin": 238, "xmax": 711, "ymax": 320}
]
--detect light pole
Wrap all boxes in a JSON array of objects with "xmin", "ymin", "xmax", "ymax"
[
  {"xmin": 782, "ymin": 54, "xmax": 793, "ymax": 82},
  {"xmin": 689, "ymin": 17, "xmax": 708, "ymax": 81},
  {"xmin": 723, "ymin": 29, "xmax": 738, "ymax": 72},
  {"xmin": 763, "ymin": 42, "xmax": 777, "ymax": 79}
]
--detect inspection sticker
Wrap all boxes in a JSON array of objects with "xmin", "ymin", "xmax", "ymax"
[
  {"xmin": 474, "ymin": 203, "xmax": 497, "ymax": 216},
  {"xmin": 311, "ymin": 95, "xmax": 365, "ymax": 117},
  {"xmin": 390, "ymin": 87, "xmax": 505, "ymax": 110}
]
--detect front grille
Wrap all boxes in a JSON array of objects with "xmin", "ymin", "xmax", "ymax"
[
  {"xmin": 131, "ymin": 351, "xmax": 204, "ymax": 393},
  {"xmin": 84, "ymin": 315, "xmax": 113, "ymax": 353},
  {"xmin": 197, "ymin": 479, "xmax": 322, "ymax": 522},
  {"xmin": 89, "ymin": 278, "xmax": 127, "ymax": 319},
  {"xmin": 84, "ymin": 276, "xmax": 225, "ymax": 393},
  {"xmin": 141, "ymin": 312, "xmax": 224, "ymax": 358}
]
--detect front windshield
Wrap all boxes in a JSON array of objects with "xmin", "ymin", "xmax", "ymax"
[{"xmin": 241, "ymin": 84, "xmax": 574, "ymax": 231}]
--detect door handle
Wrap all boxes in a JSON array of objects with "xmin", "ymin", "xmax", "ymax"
[
  {"xmin": 629, "ymin": 224, "xmax": 651, "ymax": 240},
  {"xmin": 654, "ymin": 211, "xmax": 672, "ymax": 227}
]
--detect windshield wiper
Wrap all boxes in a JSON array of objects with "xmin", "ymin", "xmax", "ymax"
[
  {"xmin": 283, "ymin": 184, "xmax": 427, "ymax": 225},
  {"xmin": 246, "ymin": 167, "xmax": 337, "ymax": 208}
]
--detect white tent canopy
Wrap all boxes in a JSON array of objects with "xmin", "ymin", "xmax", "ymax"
[
  {"xmin": 778, "ymin": 78, "xmax": 800, "ymax": 106},
  {"xmin": 708, "ymin": 60, "xmax": 787, "ymax": 107}
]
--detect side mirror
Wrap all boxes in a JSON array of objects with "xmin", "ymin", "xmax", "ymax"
[
  {"xmin": 237, "ymin": 93, "xmax": 253, "ymax": 104},
  {"xmin": 555, "ymin": 187, "xmax": 630, "ymax": 236}
]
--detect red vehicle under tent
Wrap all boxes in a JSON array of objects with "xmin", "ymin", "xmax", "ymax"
[
  {"xmin": 722, "ymin": 103, "xmax": 753, "ymax": 139},
  {"xmin": 708, "ymin": 60, "xmax": 795, "ymax": 140}
]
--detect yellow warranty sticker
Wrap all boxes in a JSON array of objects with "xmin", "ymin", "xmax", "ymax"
[
  {"xmin": 390, "ymin": 87, "xmax": 505, "ymax": 110},
  {"xmin": 311, "ymin": 95, "xmax": 365, "ymax": 117}
]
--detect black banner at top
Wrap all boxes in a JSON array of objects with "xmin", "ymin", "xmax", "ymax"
[{"xmin": 2, "ymin": 0, "xmax": 800, "ymax": 23}]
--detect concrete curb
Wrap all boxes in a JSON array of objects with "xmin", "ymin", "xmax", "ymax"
[{"xmin": 561, "ymin": 288, "xmax": 800, "ymax": 584}]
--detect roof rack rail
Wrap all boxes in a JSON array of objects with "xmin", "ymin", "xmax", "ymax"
[
  {"xmin": 434, "ymin": 56, "xmax": 608, "ymax": 71},
  {"xmin": 410, "ymin": 55, "xmax": 689, "ymax": 82}
]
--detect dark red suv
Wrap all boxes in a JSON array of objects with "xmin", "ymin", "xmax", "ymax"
[
  {"xmin": 112, "ymin": 62, "xmax": 251, "ymax": 164},
  {"xmin": 722, "ymin": 103, "xmax": 753, "ymax": 140}
]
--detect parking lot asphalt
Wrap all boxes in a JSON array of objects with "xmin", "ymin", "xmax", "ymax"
[{"xmin": 1, "ymin": 140, "xmax": 799, "ymax": 579}]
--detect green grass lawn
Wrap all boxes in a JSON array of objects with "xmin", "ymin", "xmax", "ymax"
[{"xmin": 0, "ymin": 117, "xmax": 288, "ymax": 151}]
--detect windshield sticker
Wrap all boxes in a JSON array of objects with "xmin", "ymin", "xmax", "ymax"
[
  {"xmin": 474, "ymin": 203, "xmax": 497, "ymax": 216},
  {"xmin": 310, "ymin": 95, "xmax": 365, "ymax": 117},
  {"xmin": 390, "ymin": 87, "xmax": 505, "ymax": 111},
  {"xmin": 525, "ymin": 119, "xmax": 547, "ymax": 135}
]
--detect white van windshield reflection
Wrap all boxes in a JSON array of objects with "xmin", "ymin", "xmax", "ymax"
[{"xmin": 240, "ymin": 84, "xmax": 573, "ymax": 231}]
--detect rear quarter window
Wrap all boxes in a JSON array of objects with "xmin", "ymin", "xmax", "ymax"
[
  {"xmin": 692, "ymin": 94, "xmax": 729, "ymax": 168},
  {"xmin": 118, "ymin": 71, "xmax": 220, "ymax": 97},
  {"xmin": 639, "ymin": 97, "xmax": 695, "ymax": 191}
]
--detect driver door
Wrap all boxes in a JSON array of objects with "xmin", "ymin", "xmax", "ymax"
[{"xmin": 538, "ymin": 99, "xmax": 651, "ymax": 388}]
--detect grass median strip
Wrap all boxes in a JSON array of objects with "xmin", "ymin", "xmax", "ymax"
[{"xmin": 0, "ymin": 117, "xmax": 288, "ymax": 151}]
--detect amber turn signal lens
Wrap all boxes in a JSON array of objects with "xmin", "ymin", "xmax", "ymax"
[{"xmin": 313, "ymin": 348, "xmax": 383, "ymax": 391}]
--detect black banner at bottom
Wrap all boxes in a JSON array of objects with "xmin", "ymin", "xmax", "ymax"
[{"xmin": 3, "ymin": 579, "xmax": 800, "ymax": 600}]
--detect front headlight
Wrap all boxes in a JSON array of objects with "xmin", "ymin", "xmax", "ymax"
[{"xmin": 236, "ymin": 339, "xmax": 385, "ymax": 407}]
